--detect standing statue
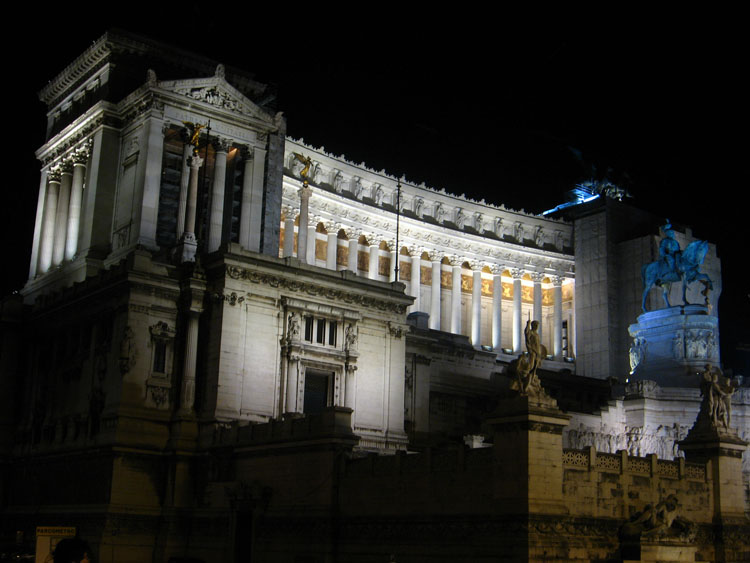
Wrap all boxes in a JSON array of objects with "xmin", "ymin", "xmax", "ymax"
[
  {"xmin": 699, "ymin": 364, "xmax": 737, "ymax": 430},
  {"xmin": 524, "ymin": 319, "xmax": 544, "ymax": 378},
  {"xmin": 641, "ymin": 220, "xmax": 713, "ymax": 312}
]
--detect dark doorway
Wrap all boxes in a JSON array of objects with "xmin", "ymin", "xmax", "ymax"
[{"xmin": 303, "ymin": 371, "xmax": 331, "ymax": 414}]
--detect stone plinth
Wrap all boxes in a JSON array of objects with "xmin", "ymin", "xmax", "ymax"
[{"xmin": 629, "ymin": 305, "xmax": 719, "ymax": 387}]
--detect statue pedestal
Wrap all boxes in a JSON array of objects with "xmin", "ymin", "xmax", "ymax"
[{"xmin": 628, "ymin": 305, "xmax": 719, "ymax": 387}]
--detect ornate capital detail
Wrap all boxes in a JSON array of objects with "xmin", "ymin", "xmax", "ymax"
[
  {"xmin": 240, "ymin": 144, "xmax": 254, "ymax": 161},
  {"xmin": 490, "ymin": 263, "xmax": 505, "ymax": 276},
  {"xmin": 365, "ymin": 233, "xmax": 380, "ymax": 247},
  {"xmin": 309, "ymin": 215, "xmax": 322, "ymax": 228},
  {"xmin": 48, "ymin": 168, "xmax": 62, "ymax": 183},
  {"xmin": 531, "ymin": 272, "xmax": 545, "ymax": 283},
  {"xmin": 189, "ymin": 155, "xmax": 204, "ymax": 170},
  {"xmin": 552, "ymin": 275, "xmax": 564, "ymax": 286},
  {"xmin": 428, "ymin": 250, "xmax": 443, "ymax": 262},
  {"xmin": 510, "ymin": 268, "xmax": 525, "ymax": 280},
  {"xmin": 298, "ymin": 185, "xmax": 313, "ymax": 200},
  {"xmin": 388, "ymin": 322, "xmax": 407, "ymax": 339},
  {"xmin": 344, "ymin": 227, "xmax": 361, "ymax": 240},
  {"xmin": 213, "ymin": 136, "xmax": 231, "ymax": 153},
  {"xmin": 282, "ymin": 205, "xmax": 298, "ymax": 220},
  {"xmin": 324, "ymin": 220, "xmax": 340, "ymax": 234},
  {"xmin": 448, "ymin": 255, "xmax": 464, "ymax": 268},
  {"xmin": 469, "ymin": 260, "xmax": 483, "ymax": 272},
  {"xmin": 407, "ymin": 245, "xmax": 422, "ymax": 258},
  {"xmin": 385, "ymin": 240, "xmax": 397, "ymax": 252},
  {"xmin": 149, "ymin": 321, "xmax": 176, "ymax": 339},
  {"xmin": 60, "ymin": 160, "xmax": 74, "ymax": 174}
]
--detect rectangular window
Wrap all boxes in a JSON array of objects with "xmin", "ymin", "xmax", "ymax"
[
  {"xmin": 153, "ymin": 341, "xmax": 167, "ymax": 374},
  {"xmin": 304, "ymin": 317, "xmax": 313, "ymax": 342},
  {"xmin": 328, "ymin": 321, "xmax": 337, "ymax": 346},
  {"xmin": 303, "ymin": 371, "xmax": 330, "ymax": 415},
  {"xmin": 316, "ymin": 319, "xmax": 326, "ymax": 344}
]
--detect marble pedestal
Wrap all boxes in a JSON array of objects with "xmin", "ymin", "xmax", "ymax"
[{"xmin": 628, "ymin": 305, "xmax": 719, "ymax": 387}]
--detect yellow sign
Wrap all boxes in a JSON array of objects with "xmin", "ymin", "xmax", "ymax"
[{"xmin": 35, "ymin": 527, "xmax": 76, "ymax": 563}]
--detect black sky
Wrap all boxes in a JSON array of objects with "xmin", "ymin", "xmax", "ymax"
[{"xmin": 6, "ymin": 9, "xmax": 748, "ymax": 371}]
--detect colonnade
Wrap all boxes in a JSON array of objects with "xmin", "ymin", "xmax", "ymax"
[
  {"xmin": 33, "ymin": 145, "xmax": 91, "ymax": 277},
  {"xmin": 279, "ymin": 207, "xmax": 571, "ymax": 359}
]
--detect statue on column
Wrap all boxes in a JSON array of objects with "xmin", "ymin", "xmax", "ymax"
[
  {"xmin": 641, "ymin": 220, "xmax": 713, "ymax": 312},
  {"xmin": 292, "ymin": 152, "xmax": 313, "ymax": 186},
  {"xmin": 510, "ymin": 318, "xmax": 548, "ymax": 397},
  {"xmin": 699, "ymin": 364, "xmax": 738, "ymax": 430}
]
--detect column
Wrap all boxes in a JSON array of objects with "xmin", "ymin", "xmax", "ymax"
[
  {"xmin": 450, "ymin": 256, "xmax": 463, "ymax": 335},
  {"xmin": 306, "ymin": 217, "xmax": 318, "ymax": 264},
  {"xmin": 532, "ymin": 272, "xmax": 544, "ymax": 345},
  {"xmin": 553, "ymin": 276, "xmax": 564, "ymax": 359},
  {"xmin": 176, "ymin": 137, "xmax": 192, "ymax": 241},
  {"xmin": 179, "ymin": 154, "xmax": 203, "ymax": 262},
  {"xmin": 52, "ymin": 161, "xmax": 73, "ymax": 266},
  {"xmin": 135, "ymin": 116, "xmax": 166, "ymax": 249},
  {"xmin": 38, "ymin": 168, "xmax": 61, "ymax": 274},
  {"xmin": 511, "ymin": 268, "xmax": 524, "ymax": 354},
  {"xmin": 325, "ymin": 221, "xmax": 339, "ymax": 270},
  {"xmin": 29, "ymin": 168, "xmax": 49, "ymax": 278},
  {"xmin": 297, "ymin": 186, "xmax": 312, "ymax": 263},
  {"xmin": 285, "ymin": 355, "xmax": 300, "ymax": 413},
  {"xmin": 344, "ymin": 365, "xmax": 356, "ymax": 410},
  {"xmin": 429, "ymin": 251, "xmax": 442, "ymax": 330},
  {"xmin": 387, "ymin": 240, "xmax": 398, "ymax": 282},
  {"xmin": 65, "ymin": 147, "xmax": 89, "ymax": 261},
  {"xmin": 208, "ymin": 137, "xmax": 229, "ymax": 253},
  {"xmin": 491, "ymin": 264, "xmax": 504, "ymax": 351},
  {"xmin": 409, "ymin": 246, "xmax": 422, "ymax": 312},
  {"xmin": 470, "ymin": 261, "xmax": 482, "ymax": 347},
  {"xmin": 367, "ymin": 236, "xmax": 380, "ymax": 280},
  {"xmin": 282, "ymin": 206, "xmax": 296, "ymax": 258},
  {"xmin": 180, "ymin": 311, "xmax": 200, "ymax": 413},
  {"xmin": 345, "ymin": 228, "xmax": 360, "ymax": 273}
]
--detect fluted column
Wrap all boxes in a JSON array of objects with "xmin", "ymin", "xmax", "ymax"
[
  {"xmin": 491, "ymin": 264, "xmax": 504, "ymax": 351},
  {"xmin": 297, "ymin": 186, "xmax": 312, "ymax": 263},
  {"xmin": 344, "ymin": 365, "xmax": 356, "ymax": 409},
  {"xmin": 553, "ymin": 275, "xmax": 564, "ymax": 359},
  {"xmin": 65, "ymin": 147, "xmax": 89, "ymax": 261},
  {"xmin": 470, "ymin": 261, "xmax": 483, "ymax": 347},
  {"xmin": 532, "ymin": 272, "xmax": 544, "ymax": 344},
  {"xmin": 345, "ymin": 228, "xmax": 360, "ymax": 273},
  {"xmin": 282, "ymin": 207, "xmax": 296, "ymax": 258},
  {"xmin": 306, "ymin": 217, "xmax": 318, "ymax": 264},
  {"xmin": 176, "ymin": 134, "xmax": 192, "ymax": 241},
  {"xmin": 29, "ymin": 168, "xmax": 49, "ymax": 278},
  {"xmin": 367, "ymin": 236, "xmax": 380, "ymax": 280},
  {"xmin": 238, "ymin": 146, "xmax": 253, "ymax": 249},
  {"xmin": 387, "ymin": 240, "xmax": 398, "ymax": 282},
  {"xmin": 409, "ymin": 246, "xmax": 422, "ymax": 312},
  {"xmin": 52, "ymin": 162, "xmax": 73, "ymax": 266},
  {"xmin": 511, "ymin": 268, "xmax": 524, "ymax": 353},
  {"xmin": 450, "ymin": 256, "xmax": 463, "ymax": 335},
  {"xmin": 325, "ymin": 221, "xmax": 339, "ymax": 270},
  {"xmin": 429, "ymin": 251, "xmax": 443, "ymax": 330},
  {"xmin": 180, "ymin": 311, "xmax": 200, "ymax": 413},
  {"xmin": 285, "ymin": 355, "xmax": 300, "ymax": 413},
  {"xmin": 38, "ymin": 168, "xmax": 61, "ymax": 274},
  {"xmin": 208, "ymin": 138, "xmax": 229, "ymax": 252},
  {"xmin": 179, "ymin": 154, "xmax": 203, "ymax": 263}
]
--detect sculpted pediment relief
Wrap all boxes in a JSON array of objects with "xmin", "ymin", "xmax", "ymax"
[{"xmin": 160, "ymin": 74, "xmax": 275, "ymax": 125}]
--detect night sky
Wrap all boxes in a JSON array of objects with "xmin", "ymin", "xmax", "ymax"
[{"xmin": 6, "ymin": 9, "xmax": 747, "ymax": 372}]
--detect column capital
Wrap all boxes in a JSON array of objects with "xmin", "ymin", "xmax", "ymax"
[
  {"xmin": 213, "ymin": 136, "xmax": 231, "ymax": 153},
  {"xmin": 469, "ymin": 260, "xmax": 484, "ymax": 271},
  {"xmin": 531, "ymin": 272, "xmax": 545, "ymax": 283},
  {"xmin": 510, "ymin": 268, "xmax": 525, "ymax": 280},
  {"xmin": 189, "ymin": 155, "xmax": 204, "ymax": 170},
  {"xmin": 490, "ymin": 263, "xmax": 505, "ymax": 276},
  {"xmin": 298, "ymin": 185, "xmax": 313, "ymax": 200},
  {"xmin": 407, "ymin": 244, "xmax": 423, "ymax": 258},
  {"xmin": 365, "ymin": 233, "xmax": 380, "ymax": 247},
  {"xmin": 309, "ymin": 215, "xmax": 322, "ymax": 228},
  {"xmin": 344, "ymin": 227, "xmax": 361, "ymax": 240},
  {"xmin": 73, "ymin": 147, "xmax": 89, "ymax": 166},
  {"xmin": 240, "ymin": 144, "xmax": 254, "ymax": 161},
  {"xmin": 428, "ymin": 250, "xmax": 443, "ymax": 262},
  {"xmin": 324, "ymin": 220, "xmax": 340, "ymax": 234},
  {"xmin": 282, "ymin": 205, "xmax": 298, "ymax": 219},
  {"xmin": 552, "ymin": 275, "xmax": 565, "ymax": 286},
  {"xmin": 48, "ymin": 168, "xmax": 62, "ymax": 183},
  {"xmin": 448, "ymin": 255, "xmax": 464, "ymax": 268},
  {"xmin": 60, "ymin": 160, "xmax": 74, "ymax": 175},
  {"xmin": 385, "ymin": 239, "xmax": 397, "ymax": 252}
]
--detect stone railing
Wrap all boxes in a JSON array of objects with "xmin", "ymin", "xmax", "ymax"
[{"xmin": 562, "ymin": 447, "xmax": 706, "ymax": 481}]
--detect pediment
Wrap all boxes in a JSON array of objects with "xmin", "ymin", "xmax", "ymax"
[{"xmin": 158, "ymin": 72, "xmax": 276, "ymax": 126}]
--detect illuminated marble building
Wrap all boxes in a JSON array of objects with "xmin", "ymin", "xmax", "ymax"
[{"xmin": 1, "ymin": 30, "xmax": 747, "ymax": 562}]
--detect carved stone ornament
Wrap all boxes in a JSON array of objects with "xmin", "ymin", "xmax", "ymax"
[
  {"xmin": 287, "ymin": 312, "xmax": 301, "ymax": 343},
  {"xmin": 629, "ymin": 337, "xmax": 647, "ymax": 375},
  {"xmin": 119, "ymin": 326, "xmax": 137, "ymax": 376},
  {"xmin": 345, "ymin": 323, "xmax": 358, "ymax": 351}
]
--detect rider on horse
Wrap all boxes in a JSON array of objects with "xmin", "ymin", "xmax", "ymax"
[{"xmin": 659, "ymin": 220, "xmax": 680, "ymax": 273}]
